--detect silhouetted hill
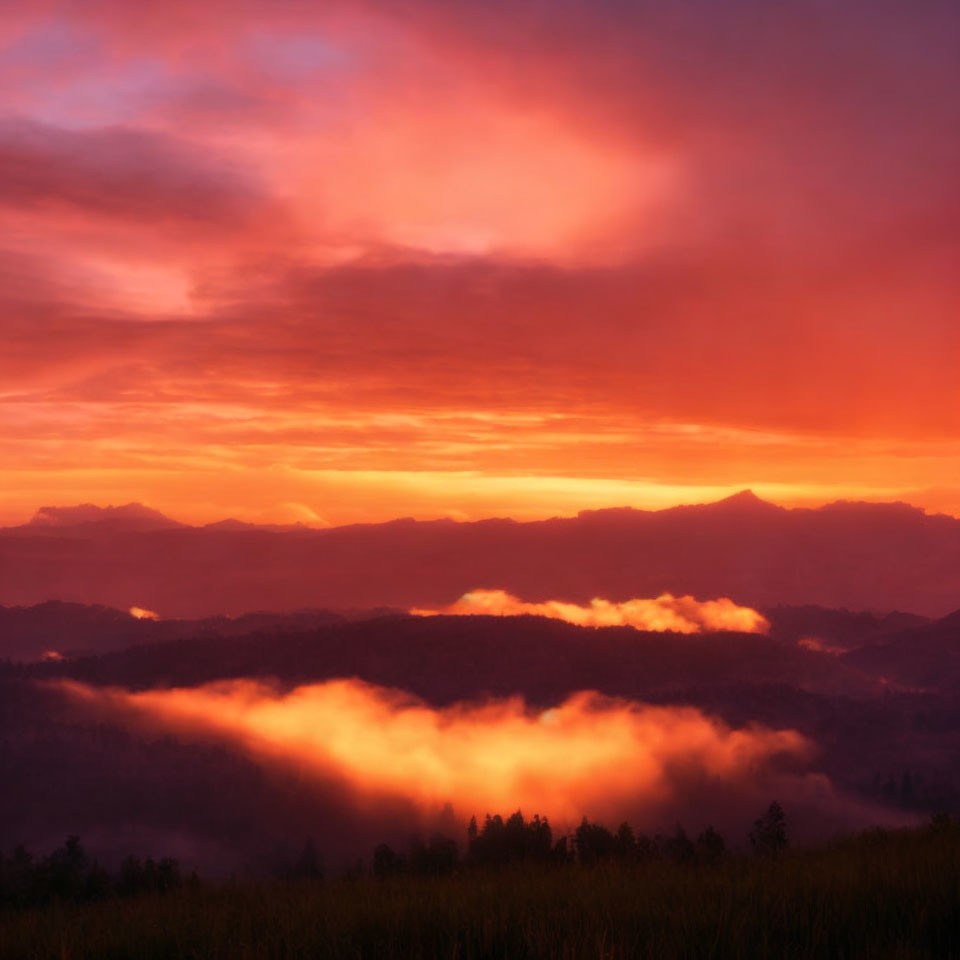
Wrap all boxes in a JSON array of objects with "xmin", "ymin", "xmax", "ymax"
[
  {"xmin": 4, "ymin": 611, "xmax": 960, "ymax": 862},
  {"xmin": 843, "ymin": 607, "xmax": 960, "ymax": 692},
  {"xmin": 765, "ymin": 605, "xmax": 928, "ymax": 651},
  {"xmin": 20, "ymin": 613, "xmax": 878, "ymax": 701},
  {"xmin": 0, "ymin": 601, "xmax": 150, "ymax": 661},
  {"xmin": 10, "ymin": 601, "xmax": 955, "ymax": 699},
  {"xmin": 2, "ymin": 495, "xmax": 960, "ymax": 617},
  {"xmin": 0, "ymin": 602, "xmax": 411, "ymax": 662},
  {"xmin": 21, "ymin": 503, "xmax": 184, "ymax": 535}
]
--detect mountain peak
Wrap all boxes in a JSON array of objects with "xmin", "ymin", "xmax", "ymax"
[
  {"xmin": 720, "ymin": 489, "xmax": 762, "ymax": 504},
  {"xmin": 707, "ymin": 490, "xmax": 781, "ymax": 512},
  {"xmin": 29, "ymin": 503, "xmax": 182, "ymax": 532}
]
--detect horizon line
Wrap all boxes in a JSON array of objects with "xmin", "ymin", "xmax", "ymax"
[{"xmin": 6, "ymin": 489, "xmax": 953, "ymax": 533}]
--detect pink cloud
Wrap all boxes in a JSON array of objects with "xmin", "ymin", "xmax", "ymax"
[{"xmin": 0, "ymin": 0, "xmax": 956, "ymax": 521}]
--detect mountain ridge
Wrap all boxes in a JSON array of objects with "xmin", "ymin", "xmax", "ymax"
[
  {"xmin": 2, "ymin": 493, "xmax": 960, "ymax": 618},
  {"xmin": 8, "ymin": 490, "xmax": 956, "ymax": 535}
]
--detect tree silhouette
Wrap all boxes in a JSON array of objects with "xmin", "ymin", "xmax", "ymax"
[
  {"xmin": 467, "ymin": 811, "xmax": 553, "ymax": 865},
  {"xmin": 372, "ymin": 843, "xmax": 406, "ymax": 879},
  {"xmin": 614, "ymin": 822, "xmax": 636, "ymax": 859},
  {"xmin": 665, "ymin": 825, "xmax": 695, "ymax": 863},
  {"xmin": 695, "ymin": 826, "xmax": 726, "ymax": 864},
  {"xmin": 408, "ymin": 835, "xmax": 458, "ymax": 875},
  {"xmin": 0, "ymin": 837, "xmax": 181, "ymax": 908},
  {"xmin": 574, "ymin": 817, "xmax": 616, "ymax": 864},
  {"xmin": 291, "ymin": 838, "xmax": 323, "ymax": 880},
  {"xmin": 750, "ymin": 801, "xmax": 788, "ymax": 856}
]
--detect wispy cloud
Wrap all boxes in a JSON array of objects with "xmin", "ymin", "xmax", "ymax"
[{"xmin": 414, "ymin": 589, "xmax": 770, "ymax": 634}]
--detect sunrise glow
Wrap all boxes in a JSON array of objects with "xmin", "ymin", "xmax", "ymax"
[
  {"xmin": 1, "ymin": 5, "xmax": 956, "ymax": 945},
  {"xmin": 128, "ymin": 606, "xmax": 160, "ymax": 621},
  {"xmin": 0, "ymin": 1, "xmax": 957, "ymax": 526},
  {"xmin": 61, "ymin": 677, "xmax": 821, "ymax": 829}
]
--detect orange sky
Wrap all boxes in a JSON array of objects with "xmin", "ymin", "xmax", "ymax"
[{"xmin": 1, "ymin": 0, "xmax": 958, "ymax": 526}]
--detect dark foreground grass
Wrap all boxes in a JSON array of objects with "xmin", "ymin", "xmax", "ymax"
[{"xmin": 2, "ymin": 825, "xmax": 959, "ymax": 960}]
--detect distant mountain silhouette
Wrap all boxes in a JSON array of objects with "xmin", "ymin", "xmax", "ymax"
[
  {"xmin": 9, "ymin": 605, "xmax": 960, "ymax": 833},
  {"xmin": 24, "ymin": 503, "xmax": 183, "ymax": 535},
  {"xmin": 764, "ymin": 605, "xmax": 928, "ymax": 651},
  {"xmin": 714, "ymin": 489, "xmax": 772, "ymax": 508},
  {"xmin": 0, "ymin": 602, "xmax": 407, "ymax": 662},
  {"xmin": 202, "ymin": 518, "xmax": 317, "ymax": 533},
  {"xmin": 843, "ymin": 606, "xmax": 960, "ymax": 692},
  {"xmin": 667, "ymin": 489, "xmax": 785, "ymax": 516},
  {"xmin": 2, "ymin": 494, "xmax": 960, "ymax": 617},
  {"xmin": 10, "ymin": 600, "xmax": 953, "ymax": 696},
  {"xmin": 16, "ymin": 610, "xmax": 881, "ymax": 700}
]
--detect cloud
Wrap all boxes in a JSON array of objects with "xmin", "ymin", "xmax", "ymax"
[
  {"xmin": 0, "ymin": 0, "xmax": 956, "ymax": 523},
  {"xmin": 413, "ymin": 589, "xmax": 770, "ymax": 634},
  {"xmin": 1, "ymin": 276, "xmax": 958, "ymax": 525},
  {"xmin": 5, "ymin": 255, "xmax": 956, "ymax": 436},
  {"xmin": 128, "ymin": 606, "xmax": 159, "ymax": 620},
  {"xmin": 59, "ymin": 677, "xmax": 884, "ymax": 837},
  {"xmin": 29, "ymin": 502, "xmax": 173, "ymax": 527},
  {"xmin": 14, "ymin": 0, "xmax": 957, "ymax": 264},
  {"xmin": 0, "ymin": 116, "xmax": 265, "ymax": 226}
]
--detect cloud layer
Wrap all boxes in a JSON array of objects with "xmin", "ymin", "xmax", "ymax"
[
  {"xmin": 414, "ymin": 590, "xmax": 771, "ymax": 634},
  {"xmin": 61, "ymin": 677, "xmax": 880, "ymax": 836},
  {"xmin": 1, "ymin": 0, "xmax": 958, "ymax": 523}
]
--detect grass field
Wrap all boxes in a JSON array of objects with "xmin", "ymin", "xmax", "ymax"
[{"xmin": 2, "ymin": 823, "xmax": 959, "ymax": 959}]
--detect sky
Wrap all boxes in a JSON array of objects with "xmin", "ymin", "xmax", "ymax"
[{"xmin": 1, "ymin": 0, "xmax": 958, "ymax": 527}]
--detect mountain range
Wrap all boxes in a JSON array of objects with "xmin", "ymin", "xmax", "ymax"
[
  {"xmin": 3, "ymin": 602, "xmax": 959, "ymax": 864},
  {"xmin": 2, "ymin": 492, "xmax": 959, "ymax": 617}
]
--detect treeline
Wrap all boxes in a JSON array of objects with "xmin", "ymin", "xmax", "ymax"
[
  {"xmin": 3, "ymin": 820, "xmax": 959, "ymax": 960},
  {"xmin": 372, "ymin": 802, "xmax": 788, "ymax": 877},
  {"xmin": 0, "ymin": 836, "xmax": 183, "ymax": 910},
  {"xmin": 0, "ymin": 802, "xmax": 790, "ymax": 907}
]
